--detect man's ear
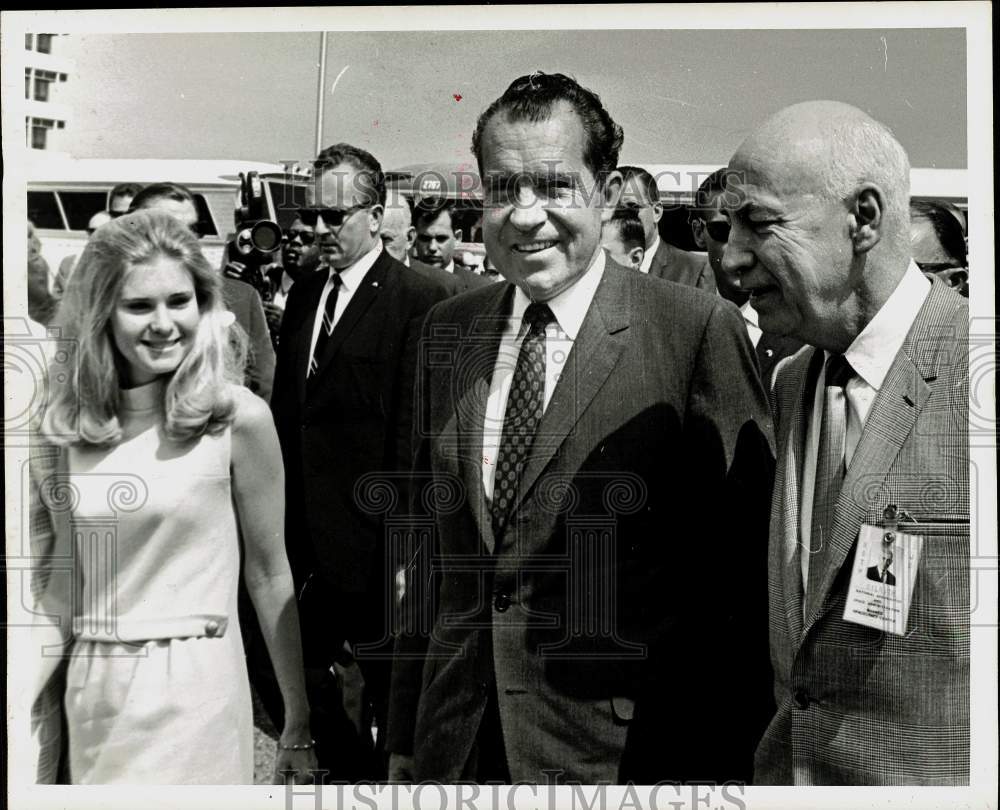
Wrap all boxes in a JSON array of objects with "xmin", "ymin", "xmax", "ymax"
[
  {"xmin": 405, "ymin": 226, "xmax": 416, "ymax": 251},
  {"xmin": 629, "ymin": 246, "xmax": 645, "ymax": 269},
  {"xmin": 691, "ymin": 218, "xmax": 707, "ymax": 250},
  {"xmin": 368, "ymin": 204, "xmax": 384, "ymax": 235},
  {"xmin": 651, "ymin": 201, "xmax": 663, "ymax": 225},
  {"xmin": 600, "ymin": 170, "xmax": 624, "ymax": 222},
  {"xmin": 849, "ymin": 184, "xmax": 884, "ymax": 254}
]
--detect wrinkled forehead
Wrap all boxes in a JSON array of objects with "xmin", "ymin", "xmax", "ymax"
[
  {"xmin": 727, "ymin": 135, "xmax": 829, "ymax": 208},
  {"xmin": 310, "ymin": 162, "xmax": 374, "ymax": 207}
]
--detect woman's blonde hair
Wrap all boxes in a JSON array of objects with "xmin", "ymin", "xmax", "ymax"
[{"xmin": 41, "ymin": 209, "xmax": 247, "ymax": 446}]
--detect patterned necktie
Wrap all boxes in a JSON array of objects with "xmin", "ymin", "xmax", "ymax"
[
  {"xmin": 491, "ymin": 302, "xmax": 554, "ymax": 539},
  {"xmin": 308, "ymin": 271, "xmax": 342, "ymax": 377},
  {"xmin": 806, "ymin": 353, "xmax": 855, "ymax": 603}
]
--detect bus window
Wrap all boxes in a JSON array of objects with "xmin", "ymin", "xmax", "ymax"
[
  {"xmin": 59, "ymin": 191, "xmax": 109, "ymax": 230},
  {"xmin": 27, "ymin": 190, "xmax": 64, "ymax": 230},
  {"xmin": 192, "ymin": 194, "xmax": 218, "ymax": 237}
]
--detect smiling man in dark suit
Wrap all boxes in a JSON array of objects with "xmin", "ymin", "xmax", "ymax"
[
  {"xmin": 388, "ymin": 72, "xmax": 775, "ymax": 785},
  {"xmin": 267, "ymin": 143, "xmax": 448, "ymax": 780},
  {"xmin": 724, "ymin": 101, "xmax": 969, "ymax": 785}
]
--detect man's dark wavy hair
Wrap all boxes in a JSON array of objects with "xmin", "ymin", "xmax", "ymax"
[
  {"xmin": 314, "ymin": 142, "xmax": 386, "ymax": 207},
  {"xmin": 471, "ymin": 72, "xmax": 624, "ymax": 186}
]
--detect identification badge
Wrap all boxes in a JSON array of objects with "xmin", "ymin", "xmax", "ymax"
[{"xmin": 843, "ymin": 505, "xmax": 923, "ymax": 635}]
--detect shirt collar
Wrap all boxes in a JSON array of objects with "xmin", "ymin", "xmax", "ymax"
[
  {"xmin": 638, "ymin": 234, "xmax": 660, "ymax": 275},
  {"xmin": 840, "ymin": 261, "xmax": 931, "ymax": 391},
  {"xmin": 327, "ymin": 240, "xmax": 383, "ymax": 292},
  {"xmin": 280, "ymin": 271, "xmax": 295, "ymax": 294},
  {"xmin": 442, "ymin": 260, "xmax": 455, "ymax": 274},
  {"xmin": 739, "ymin": 298, "xmax": 759, "ymax": 329},
  {"xmin": 510, "ymin": 249, "xmax": 605, "ymax": 341}
]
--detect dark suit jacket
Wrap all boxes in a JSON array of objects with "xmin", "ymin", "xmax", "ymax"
[
  {"xmin": 866, "ymin": 565, "xmax": 897, "ymax": 586},
  {"xmin": 389, "ymin": 260, "xmax": 776, "ymax": 783},
  {"xmin": 410, "ymin": 259, "xmax": 490, "ymax": 296},
  {"xmin": 755, "ymin": 279, "xmax": 969, "ymax": 785},
  {"xmin": 646, "ymin": 238, "xmax": 716, "ymax": 292},
  {"xmin": 270, "ymin": 249, "xmax": 449, "ymax": 608},
  {"xmin": 756, "ymin": 332, "xmax": 806, "ymax": 390},
  {"xmin": 222, "ymin": 276, "xmax": 276, "ymax": 402}
]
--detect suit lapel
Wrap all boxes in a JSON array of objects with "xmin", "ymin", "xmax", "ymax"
[
  {"xmin": 295, "ymin": 271, "xmax": 329, "ymax": 403},
  {"xmin": 511, "ymin": 265, "xmax": 630, "ymax": 518},
  {"xmin": 308, "ymin": 255, "xmax": 387, "ymax": 387},
  {"xmin": 454, "ymin": 284, "xmax": 512, "ymax": 554},
  {"xmin": 801, "ymin": 281, "xmax": 953, "ymax": 633}
]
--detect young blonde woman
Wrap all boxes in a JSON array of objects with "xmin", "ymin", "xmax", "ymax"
[{"xmin": 31, "ymin": 210, "xmax": 317, "ymax": 784}]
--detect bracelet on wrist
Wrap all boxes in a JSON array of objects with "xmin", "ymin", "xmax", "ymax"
[{"xmin": 278, "ymin": 739, "xmax": 315, "ymax": 751}]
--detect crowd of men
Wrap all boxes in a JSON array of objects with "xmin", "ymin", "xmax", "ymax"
[{"xmin": 28, "ymin": 71, "xmax": 971, "ymax": 787}]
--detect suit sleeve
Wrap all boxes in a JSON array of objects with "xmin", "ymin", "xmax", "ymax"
[
  {"xmin": 621, "ymin": 298, "xmax": 777, "ymax": 784},
  {"xmin": 386, "ymin": 303, "xmax": 444, "ymax": 755},
  {"xmin": 685, "ymin": 298, "xmax": 776, "ymax": 776},
  {"xmin": 244, "ymin": 289, "xmax": 276, "ymax": 403}
]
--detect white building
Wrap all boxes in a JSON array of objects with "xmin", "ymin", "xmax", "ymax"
[{"xmin": 25, "ymin": 33, "xmax": 73, "ymax": 151}]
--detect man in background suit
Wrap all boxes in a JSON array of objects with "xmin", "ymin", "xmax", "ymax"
[
  {"xmin": 724, "ymin": 101, "xmax": 969, "ymax": 785},
  {"xmin": 689, "ymin": 168, "xmax": 803, "ymax": 388},
  {"xmin": 267, "ymin": 143, "xmax": 448, "ymax": 780},
  {"xmin": 388, "ymin": 71, "xmax": 775, "ymax": 785},
  {"xmin": 412, "ymin": 198, "xmax": 490, "ymax": 294},
  {"xmin": 619, "ymin": 164, "xmax": 715, "ymax": 291}
]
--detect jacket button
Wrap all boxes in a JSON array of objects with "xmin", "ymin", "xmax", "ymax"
[
  {"xmin": 493, "ymin": 592, "xmax": 511, "ymax": 613},
  {"xmin": 205, "ymin": 620, "xmax": 220, "ymax": 637},
  {"xmin": 793, "ymin": 689, "xmax": 810, "ymax": 709}
]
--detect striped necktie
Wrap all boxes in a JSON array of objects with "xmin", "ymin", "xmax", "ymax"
[{"xmin": 309, "ymin": 271, "xmax": 343, "ymax": 377}]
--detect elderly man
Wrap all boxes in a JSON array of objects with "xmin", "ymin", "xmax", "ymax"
[
  {"xmin": 689, "ymin": 168, "xmax": 803, "ymax": 387},
  {"xmin": 268, "ymin": 143, "xmax": 448, "ymax": 780},
  {"xmin": 723, "ymin": 101, "xmax": 969, "ymax": 785},
  {"xmin": 388, "ymin": 71, "xmax": 775, "ymax": 785},
  {"xmin": 618, "ymin": 164, "xmax": 714, "ymax": 289}
]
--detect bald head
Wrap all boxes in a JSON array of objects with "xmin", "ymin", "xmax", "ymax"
[
  {"xmin": 380, "ymin": 190, "xmax": 415, "ymax": 262},
  {"xmin": 723, "ymin": 101, "xmax": 916, "ymax": 352}
]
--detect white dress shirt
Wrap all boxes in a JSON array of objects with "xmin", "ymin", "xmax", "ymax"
[
  {"xmin": 271, "ymin": 271, "xmax": 296, "ymax": 312},
  {"xmin": 637, "ymin": 234, "xmax": 659, "ymax": 275},
  {"xmin": 799, "ymin": 262, "xmax": 931, "ymax": 592},
  {"xmin": 441, "ymin": 260, "xmax": 455, "ymax": 274},
  {"xmin": 740, "ymin": 299, "xmax": 763, "ymax": 348},
  {"xmin": 482, "ymin": 250, "xmax": 606, "ymax": 501},
  {"xmin": 307, "ymin": 241, "xmax": 383, "ymax": 376}
]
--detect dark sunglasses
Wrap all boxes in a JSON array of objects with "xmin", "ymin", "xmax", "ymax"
[
  {"xmin": 284, "ymin": 228, "xmax": 316, "ymax": 245},
  {"xmin": 704, "ymin": 220, "xmax": 731, "ymax": 243},
  {"xmin": 298, "ymin": 204, "xmax": 369, "ymax": 229}
]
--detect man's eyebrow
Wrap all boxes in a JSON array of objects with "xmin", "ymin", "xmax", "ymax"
[{"xmin": 485, "ymin": 170, "xmax": 579, "ymax": 187}]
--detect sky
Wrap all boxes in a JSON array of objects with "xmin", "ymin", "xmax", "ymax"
[{"xmin": 52, "ymin": 26, "xmax": 967, "ymax": 171}]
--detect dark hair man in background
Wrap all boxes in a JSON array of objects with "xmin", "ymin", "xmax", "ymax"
[
  {"xmin": 108, "ymin": 182, "xmax": 144, "ymax": 218},
  {"xmin": 412, "ymin": 199, "xmax": 490, "ymax": 294},
  {"xmin": 601, "ymin": 210, "xmax": 646, "ymax": 270},
  {"xmin": 618, "ymin": 164, "xmax": 715, "ymax": 291},
  {"xmin": 389, "ymin": 71, "xmax": 774, "ymax": 786},
  {"xmin": 910, "ymin": 199, "xmax": 968, "ymax": 296}
]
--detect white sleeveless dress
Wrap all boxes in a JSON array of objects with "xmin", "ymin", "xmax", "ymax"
[{"xmin": 63, "ymin": 380, "xmax": 252, "ymax": 784}]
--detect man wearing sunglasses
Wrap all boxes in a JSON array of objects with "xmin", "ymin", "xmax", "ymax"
[
  {"xmin": 267, "ymin": 143, "xmax": 448, "ymax": 781},
  {"xmin": 618, "ymin": 164, "xmax": 715, "ymax": 290},
  {"xmin": 259, "ymin": 217, "xmax": 323, "ymax": 341},
  {"xmin": 690, "ymin": 168, "xmax": 802, "ymax": 387}
]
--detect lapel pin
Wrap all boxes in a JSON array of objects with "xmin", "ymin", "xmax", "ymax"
[{"xmin": 371, "ymin": 281, "xmax": 380, "ymax": 288}]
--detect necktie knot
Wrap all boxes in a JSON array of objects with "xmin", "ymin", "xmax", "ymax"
[
  {"xmin": 523, "ymin": 302, "xmax": 554, "ymax": 335},
  {"xmin": 330, "ymin": 270, "xmax": 343, "ymax": 289},
  {"xmin": 825, "ymin": 354, "xmax": 854, "ymax": 390}
]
